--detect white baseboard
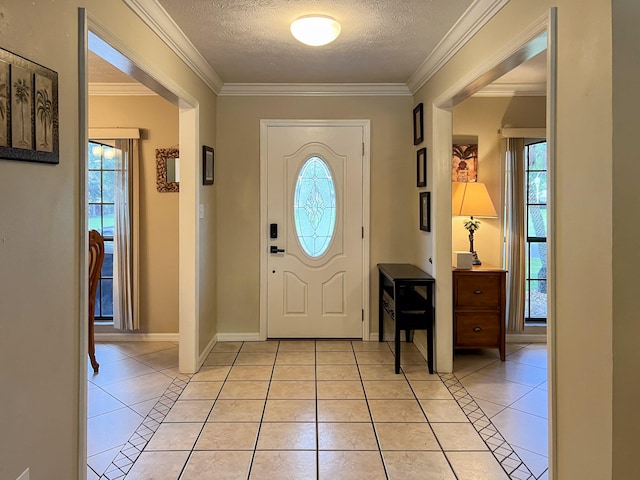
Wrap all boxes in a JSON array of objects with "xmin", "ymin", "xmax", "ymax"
[
  {"xmin": 507, "ymin": 333, "xmax": 547, "ymax": 343},
  {"xmin": 95, "ymin": 332, "xmax": 179, "ymax": 342},
  {"xmin": 216, "ymin": 333, "xmax": 262, "ymax": 342},
  {"xmin": 198, "ymin": 335, "xmax": 218, "ymax": 367}
]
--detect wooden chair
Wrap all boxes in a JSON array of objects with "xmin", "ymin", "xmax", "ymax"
[{"xmin": 88, "ymin": 230, "xmax": 105, "ymax": 373}]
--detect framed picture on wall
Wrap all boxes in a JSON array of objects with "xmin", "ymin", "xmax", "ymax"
[
  {"xmin": 203, "ymin": 145, "xmax": 214, "ymax": 185},
  {"xmin": 413, "ymin": 103, "xmax": 424, "ymax": 145},
  {"xmin": 419, "ymin": 191, "xmax": 430, "ymax": 232},
  {"xmin": 416, "ymin": 147, "xmax": 427, "ymax": 187}
]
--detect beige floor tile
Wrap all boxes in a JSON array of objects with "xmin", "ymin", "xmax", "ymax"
[
  {"xmin": 459, "ymin": 372, "xmax": 533, "ymax": 406},
  {"xmin": 276, "ymin": 351, "xmax": 316, "ymax": 365},
  {"xmin": 400, "ymin": 352, "xmax": 428, "ymax": 365},
  {"xmin": 510, "ymin": 387, "xmax": 548, "ymax": 418},
  {"xmin": 212, "ymin": 342, "xmax": 243, "ymax": 352},
  {"xmin": 191, "ymin": 365, "xmax": 231, "ymax": 382},
  {"xmin": 240, "ymin": 341, "xmax": 280, "ymax": 353},
  {"xmin": 256, "ymin": 422, "xmax": 316, "ymax": 450},
  {"xmin": 318, "ymin": 451, "xmax": 386, "ymax": 480},
  {"xmin": 316, "ymin": 364, "xmax": 360, "ymax": 380},
  {"xmin": 316, "ymin": 380, "xmax": 365, "ymax": 399},
  {"xmin": 145, "ymin": 422, "xmax": 202, "ymax": 451},
  {"xmin": 446, "ymin": 451, "xmax": 509, "ymax": 479},
  {"xmin": 477, "ymin": 359, "xmax": 547, "ymax": 387},
  {"xmin": 419, "ymin": 399, "xmax": 469, "ymax": 423},
  {"xmin": 88, "ymin": 357, "xmax": 157, "ymax": 387},
  {"xmin": 164, "ymin": 400, "xmax": 214, "ymax": 422},
  {"xmin": 368, "ymin": 399, "xmax": 426, "ymax": 423},
  {"xmin": 401, "ymin": 364, "xmax": 440, "ymax": 381},
  {"xmin": 110, "ymin": 341, "xmax": 177, "ymax": 358},
  {"xmin": 375, "ymin": 422, "xmax": 439, "ymax": 450},
  {"xmin": 268, "ymin": 380, "xmax": 316, "ymax": 399},
  {"xmin": 179, "ymin": 381, "xmax": 223, "ymax": 400},
  {"xmin": 474, "ymin": 398, "xmax": 506, "ymax": 418},
  {"xmin": 492, "ymin": 407, "xmax": 548, "ymax": 456},
  {"xmin": 218, "ymin": 380, "xmax": 269, "ymax": 400},
  {"xmin": 315, "ymin": 340, "xmax": 354, "ymax": 351},
  {"xmin": 130, "ymin": 397, "xmax": 160, "ymax": 417},
  {"xmin": 125, "ymin": 451, "xmax": 189, "ymax": 480},
  {"xmin": 272, "ymin": 365, "xmax": 316, "ymax": 380},
  {"xmin": 93, "ymin": 342, "xmax": 131, "ymax": 362},
  {"xmin": 351, "ymin": 341, "xmax": 392, "ymax": 352},
  {"xmin": 249, "ymin": 451, "xmax": 316, "ymax": 479},
  {"xmin": 317, "ymin": 399, "xmax": 371, "ymax": 422},
  {"xmin": 87, "ymin": 466, "xmax": 99, "ymax": 480},
  {"xmin": 203, "ymin": 352, "xmax": 238, "ymax": 366},
  {"xmin": 87, "ymin": 387, "xmax": 126, "ymax": 418},
  {"xmin": 358, "ymin": 364, "xmax": 400, "ymax": 380},
  {"xmin": 513, "ymin": 446, "xmax": 549, "ymax": 478},
  {"xmin": 136, "ymin": 347, "xmax": 179, "ymax": 371},
  {"xmin": 234, "ymin": 352, "xmax": 277, "ymax": 366},
  {"xmin": 277, "ymin": 340, "xmax": 316, "ymax": 352},
  {"xmin": 363, "ymin": 380, "xmax": 415, "ymax": 399},
  {"xmin": 431, "ymin": 423, "xmax": 488, "ymax": 451},
  {"xmin": 316, "ymin": 351, "xmax": 356, "ymax": 364},
  {"xmin": 383, "ymin": 451, "xmax": 456, "ymax": 480},
  {"xmin": 227, "ymin": 365, "xmax": 273, "ymax": 381},
  {"xmin": 195, "ymin": 422, "xmax": 259, "ymax": 450},
  {"xmin": 263, "ymin": 399, "xmax": 316, "ymax": 422},
  {"xmin": 507, "ymin": 345, "xmax": 548, "ymax": 369},
  {"xmin": 355, "ymin": 350, "xmax": 396, "ymax": 364},
  {"xmin": 410, "ymin": 380, "xmax": 453, "ymax": 399},
  {"xmin": 101, "ymin": 372, "xmax": 173, "ymax": 406},
  {"xmin": 181, "ymin": 451, "xmax": 253, "ymax": 480},
  {"xmin": 87, "ymin": 446, "xmax": 121, "ymax": 477},
  {"xmin": 318, "ymin": 422, "xmax": 378, "ymax": 450},
  {"xmin": 207, "ymin": 399, "xmax": 266, "ymax": 422}
]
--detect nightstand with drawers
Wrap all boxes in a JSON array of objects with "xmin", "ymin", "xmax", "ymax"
[{"xmin": 452, "ymin": 266, "xmax": 507, "ymax": 361}]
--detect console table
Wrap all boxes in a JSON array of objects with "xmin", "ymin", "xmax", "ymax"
[{"xmin": 377, "ymin": 263, "xmax": 435, "ymax": 374}]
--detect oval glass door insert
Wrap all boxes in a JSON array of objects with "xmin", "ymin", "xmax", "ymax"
[{"xmin": 294, "ymin": 156, "xmax": 336, "ymax": 257}]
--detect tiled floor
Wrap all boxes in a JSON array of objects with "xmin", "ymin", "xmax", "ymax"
[{"xmin": 87, "ymin": 340, "xmax": 548, "ymax": 480}]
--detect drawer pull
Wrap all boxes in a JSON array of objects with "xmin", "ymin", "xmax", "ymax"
[
  {"xmin": 473, "ymin": 327, "xmax": 482, "ymax": 332},
  {"xmin": 473, "ymin": 289, "xmax": 483, "ymax": 295}
]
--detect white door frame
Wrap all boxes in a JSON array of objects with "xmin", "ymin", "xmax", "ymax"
[{"xmin": 259, "ymin": 119, "xmax": 371, "ymax": 340}]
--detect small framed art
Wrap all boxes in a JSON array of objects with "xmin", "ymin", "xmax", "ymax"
[
  {"xmin": 203, "ymin": 145, "xmax": 214, "ymax": 185},
  {"xmin": 413, "ymin": 103, "xmax": 423, "ymax": 145},
  {"xmin": 416, "ymin": 147, "xmax": 427, "ymax": 187},
  {"xmin": 419, "ymin": 191, "xmax": 430, "ymax": 232}
]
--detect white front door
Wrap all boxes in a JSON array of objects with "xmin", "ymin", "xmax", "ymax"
[{"xmin": 264, "ymin": 122, "xmax": 365, "ymax": 338}]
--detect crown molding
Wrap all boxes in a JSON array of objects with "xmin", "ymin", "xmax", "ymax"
[
  {"xmin": 123, "ymin": 0, "xmax": 223, "ymax": 94},
  {"xmin": 88, "ymin": 82, "xmax": 157, "ymax": 96},
  {"xmin": 407, "ymin": 0, "xmax": 509, "ymax": 94},
  {"xmin": 474, "ymin": 82, "xmax": 546, "ymax": 97},
  {"xmin": 218, "ymin": 83, "xmax": 412, "ymax": 97}
]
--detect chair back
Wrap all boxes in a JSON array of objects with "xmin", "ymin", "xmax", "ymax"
[{"xmin": 88, "ymin": 230, "xmax": 105, "ymax": 319}]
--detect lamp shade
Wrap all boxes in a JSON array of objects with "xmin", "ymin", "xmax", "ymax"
[
  {"xmin": 290, "ymin": 15, "xmax": 341, "ymax": 46},
  {"xmin": 452, "ymin": 182, "xmax": 497, "ymax": 217}
]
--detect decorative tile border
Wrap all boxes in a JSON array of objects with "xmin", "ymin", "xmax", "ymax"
[
  {"xmin": 440, "ymin": 373, "xmax": 538, "ymax": 480},
  {"xmin": 98, "ymin": 373, "xmax": 192, "ymax": 480}
]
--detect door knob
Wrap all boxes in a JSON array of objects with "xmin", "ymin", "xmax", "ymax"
[{"xmin": 270, "ymin": 246, "xmax": 285, "ymax": 254}]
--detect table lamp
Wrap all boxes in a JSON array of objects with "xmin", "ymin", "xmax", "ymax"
[{"xmin": 452, "ymin": 181, "xmax": 497, "ymax": 265}]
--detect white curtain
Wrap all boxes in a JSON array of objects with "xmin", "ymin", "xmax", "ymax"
[
  {"xmin": 113, "ymin": 139, "xmax": 139, "ymax": 330},
  {"xmin": 504, "ymin": 138, "xmax": 526, "ymax": 332}
]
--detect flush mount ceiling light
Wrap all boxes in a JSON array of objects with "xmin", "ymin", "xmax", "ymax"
[{"xmin": 290, "ymin": 15, "xmax": 341, "ymax": 46}]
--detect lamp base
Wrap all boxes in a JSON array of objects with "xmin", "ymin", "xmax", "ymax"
[{"xmin": 471, "ymin": 251, "xmax": 482, "ymax": 265}]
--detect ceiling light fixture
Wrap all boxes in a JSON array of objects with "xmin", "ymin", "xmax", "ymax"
[{"xmin": 290, "ymin": 15, "xmax": 341, "ymax": 47}]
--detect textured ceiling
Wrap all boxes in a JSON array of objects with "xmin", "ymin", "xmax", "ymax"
[{"xmin": 155, "ymin": 0, "xmax": 474, "ymax": 84}]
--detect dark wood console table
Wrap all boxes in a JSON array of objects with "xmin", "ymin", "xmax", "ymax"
[{"xmin": 377, "ymin": 263, "xmax": 435, "ymax": 374}]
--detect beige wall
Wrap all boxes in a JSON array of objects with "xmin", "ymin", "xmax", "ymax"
[
  {"xmin": 415, "ymin": 0, "xmax": 616, "ymax": 477},
  {"xmin": 612, "ymin": 0, "xmax": 640, "ymax": 477},
  {"xmin": 216, "ymin": 95, "xmax": 413, "ymax": 336},
  {"xmin": 0, "ymin": 1, "xmax": 217, "ymax": 478},
  {"xmin": 451, "ymin": 96, "xmax": 546, "ymax": 267},
  {"xmin": 89, "ymin": 95, "xmax": 180, "ymax": 334}
]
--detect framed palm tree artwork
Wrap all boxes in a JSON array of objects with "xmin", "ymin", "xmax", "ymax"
[{"xmin": 0, "ymin": 47, "xmax": 58, "ymax": 164}]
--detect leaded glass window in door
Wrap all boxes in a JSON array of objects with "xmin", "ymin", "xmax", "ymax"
[{"xmin": 293, "ymin": 156, "xmax": 336, "ymax": 257}]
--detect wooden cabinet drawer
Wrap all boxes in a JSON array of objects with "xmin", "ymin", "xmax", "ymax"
[
  {"xmin": 454, "ymin": 274, "xmax": 501, "ymax": 308},
  {"xmin": 455, "ymin": 312, "xmax": 500, "ymax": 346}
]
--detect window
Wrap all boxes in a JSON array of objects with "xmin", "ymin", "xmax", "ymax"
[
  {"xmin": 524, "ymin": 141, "xmax": 547, "ymax": 323},
  {"xmin": 88, "ymin": 141, "xmax": 116, "ymax": 320},
  {"xmin": 293, "ymin": 156, "xmax": 337, "ymax": 257}
]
